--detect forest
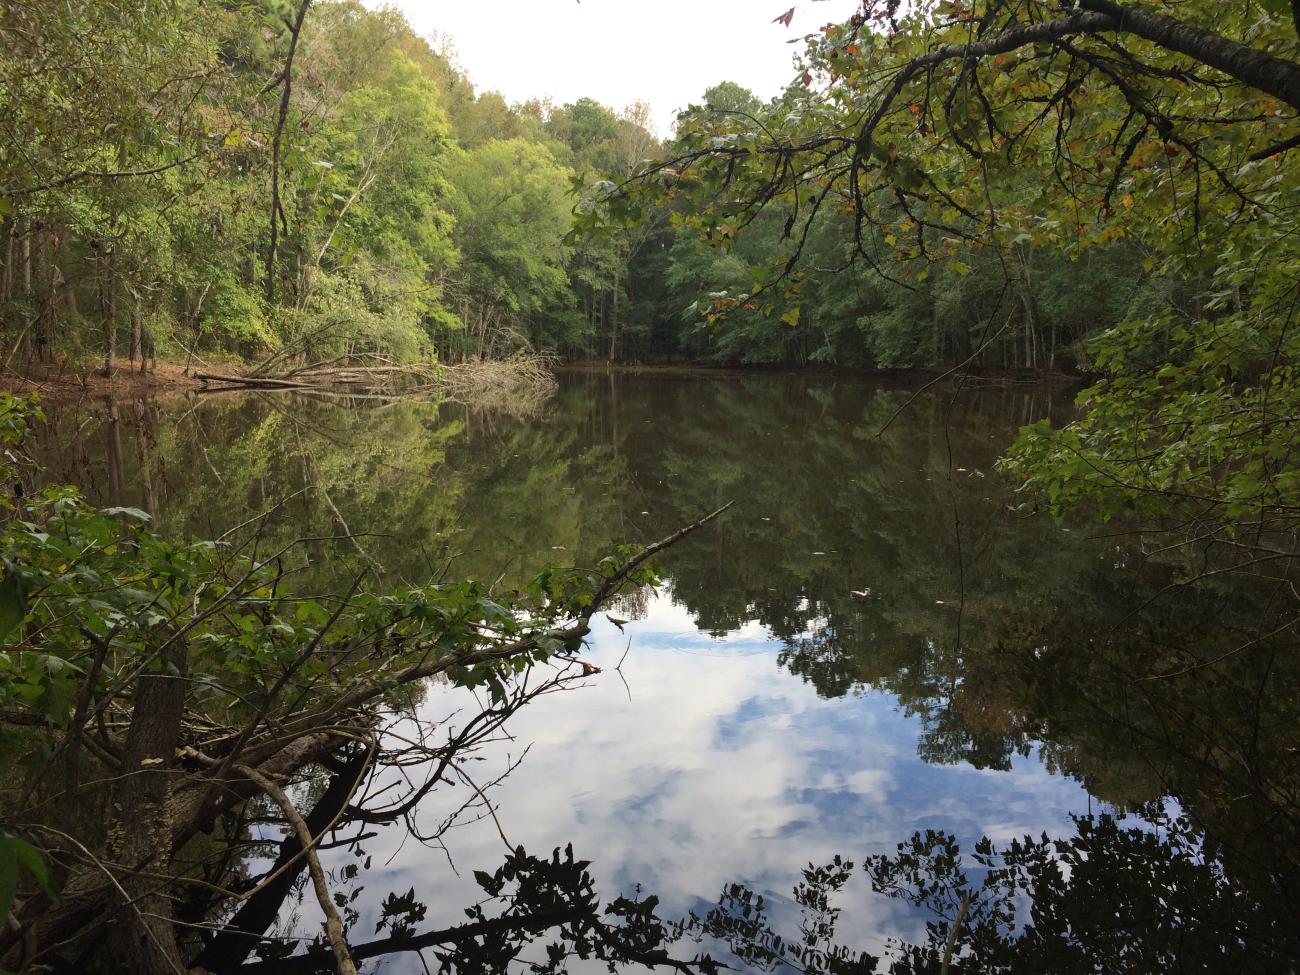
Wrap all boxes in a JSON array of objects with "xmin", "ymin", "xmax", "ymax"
[
  {"xmin": 1, "ymin": 1, "xmax": 1298, "ymax": 974},
  {"xmin": 10, "ymin": 0, "xmax": 1289, "ymax": 373},
  {"xmin": 0, "ymin": 0, "xmax": 673, "ymax": 371}
]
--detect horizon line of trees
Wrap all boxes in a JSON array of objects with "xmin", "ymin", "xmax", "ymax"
[
  {"xmin": 0, "ymin": 0, "xmax": 1183, "ymax": 377},
  {"xmin": 0, "ymin": 0, "xmax": 671, "ymax": 375}
]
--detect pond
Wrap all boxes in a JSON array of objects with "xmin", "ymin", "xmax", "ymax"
[{"xmin": 30, "ymin": 371, "xmax": 1300, "ymax": 972}]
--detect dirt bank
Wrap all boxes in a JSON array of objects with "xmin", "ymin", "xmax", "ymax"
[{"xmin": 1, "ymin": 360, "xmax": 212, "ymax": 399}]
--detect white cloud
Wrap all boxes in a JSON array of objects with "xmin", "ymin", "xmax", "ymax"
[{"xmin": 318, "ymin": 591, "xmax": 1093, "ymax": 967}]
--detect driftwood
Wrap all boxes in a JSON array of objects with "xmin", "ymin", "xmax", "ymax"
[
  {"xmin": 194, "ymin": 362, "xmax": 437, "ymax": 393},
  {"xmin": 193, "ymin": 354, "xmax": 559, "ymax": 407},
  {"xmin": 194, "ymin": 371, "xmax": 318, "ymax": 389}
]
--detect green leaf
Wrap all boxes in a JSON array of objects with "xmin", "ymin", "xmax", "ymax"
[
  {"xmin": 11, "ymin": 836, "xmax": 57, "ymax": 903},
  {"xmin": 0, "ymin": 565, "xmax": 26, "ymax": 641},
  {"xmin": 0, "ymin": 836, "xmax": 16, "ymax": 921},
  {"xmin": 103, "ymin": 506, "xmax": 151, "ymax": 522}
]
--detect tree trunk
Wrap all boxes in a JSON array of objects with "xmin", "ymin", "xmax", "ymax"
[
  {"xmin": 33, "ymin": 225, "xmax": 52, "ymax": 362},
  {"xmin": 105, "ymin": 635, "xmax": 189, "ymax": 974},
  {"xmin": 130, "ymin": 305, "xmax": 143, "ymax": 370},
  {"xmin": 58, "ymin": 231, "xmax": 80, "ymax": 349},
  {"xmin": 265, "ymin": 0, "xmax": 313, "ymax": 304},
  {"xmin": 609, "ymin": 269, "xmax": 620, "ymax": 362},
  {"xmin": 10, "ymin": 223, "xmax": 30, "ymax": 366},
  {"xmin": 1, "ymin": 222, "xmax": 13, "ymax": 309},
  {"xmin": 20, "ymin": 221, "xmax": 32, "ymax": 299},
  {"xmin": 99, "ymin": 246, "xmax": 116, "ymax": 376}
]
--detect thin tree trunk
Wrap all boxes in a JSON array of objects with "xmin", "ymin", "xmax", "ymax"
[
  {"xmin": 99, "ymin": 246, "xmax": 116, "ymax": 376},
  {"xmin": 130, "ymin": 305, "xmax": 143, "ymax": 370},
  {"xmin": 33, "ymin": 225, "xmax": 52, "ymax": 362},
  {"xmin": 609, "ymin": 269, "xmax": 620, "ymax": 362},
  {"xmin": 1, "ymin": 223, "xmax": 13, "ymax": 308},
  {"xmin": 59, "ymin": 231, "xmax": 80, "ymax": 349},
  {"xmin": 20, "ymin": 221, "xmax": 31, "ymax": 298}
]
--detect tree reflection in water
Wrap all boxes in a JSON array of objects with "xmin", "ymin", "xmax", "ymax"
[
  {"xmin": 222, "ymin": 808, "xmax": 1297, "ymax": 973},
  {"xmin": 207, "ymin": 589, "xmax": 1298, "ymax": 974},
  {"xmin": 27, "ymin": 375, "xmax": 1300, "ymax": 973}
]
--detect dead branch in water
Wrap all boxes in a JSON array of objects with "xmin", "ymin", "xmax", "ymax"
[
  {"xmin": 193, "ymin": 353, "xmax": 557, "ymax": 406},
  {"xmin": 432, "ymin": 353, "xmax": 558, "ymax": 412}
]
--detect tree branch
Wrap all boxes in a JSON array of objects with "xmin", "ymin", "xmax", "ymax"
[{"xmin": 235, "ymin": 764, "xmax": 358, "ymax": 975}]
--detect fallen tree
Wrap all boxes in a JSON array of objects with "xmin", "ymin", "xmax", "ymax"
[
  {"xmin": 0, "ymin": 390, "xmax": 730, "ymax": 974},
  {"xmin": 194, "ymin": 365, "xmax": 436, "ymax": 392},
  {"xmin": 192, "ymin": 353, "xmax": 558, "ymax": 407}
]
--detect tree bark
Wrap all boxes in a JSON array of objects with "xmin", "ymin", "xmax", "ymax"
[
  {"xmin": 33, "ymin": 225, "xmax": 52, "ymax": 362},
  {"xmin": 130, "ymin": 305, "xmax": 143, "ymax": 370},
  {"xmin": 265, "ymin": 0, "xmax": 313, "ymax": 305},
  {"xmin": 20, "ymin": 221, "xmax": 31, "ymax": 299},
  {"xmin": 1, "ymin": 222, "xmax": 13, "ymax": 309},
  {"xmin": 609, "ymin": 267, "xmax": 620, "ymax": 362},
  {"xmin": 57, "ymin": 229, "xmax": 80, "ymax": 349},
  {"xmin": 1080, "ymin": 0, "xmax": 1300, "ymax": 109},
  {"xmin": 98, "ymin": 245, "xmax": 116, "ymax": 376},
  {"xmin": 105, "ymin": 636, "xmax": 189, "ymax": 974},
  {"xmin": 857, "ymin": 5, "xmax": 1300, "ymax": 157}
]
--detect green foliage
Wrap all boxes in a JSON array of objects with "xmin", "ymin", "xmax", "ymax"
[
  {"xmin": 0, "ymin": 390, "xmax": 659, "ymax": 768},
  {"xmin": 0, "ymin": 830, "xmax": 58, "ymax": 923},
  {"xmin": 605, "ymin": 1, "xmax": 1300, "ymax": 540},
  {"xmin": 445, "ymin": 139, "xmax": 576, "ymax": 355},
  {"xmin": 0, "ymin": 1, "xmax": 664, "ymax": 367}
]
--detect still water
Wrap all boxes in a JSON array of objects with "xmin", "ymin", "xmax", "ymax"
[{"xmin": 33, "ymin": 372, "xmax": 1300, "ymax": 972}]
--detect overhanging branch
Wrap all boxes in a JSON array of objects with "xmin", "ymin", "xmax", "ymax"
[{"xmin": 856, "ymin": 1, "xmax": 1300, "ymax": 159}]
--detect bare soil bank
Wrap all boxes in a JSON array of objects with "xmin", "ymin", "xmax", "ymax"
[{"xmin": 1, "ymin": 360, "xmax": 211, "ymax": 399}]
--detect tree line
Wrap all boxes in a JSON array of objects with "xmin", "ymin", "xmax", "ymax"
[
  {"xmin": 0, "ymin": 0, "xmax": 678, "ymax": 373},
  {"xmin": 5, "ymin": 0, "xmax": 1252, "ymax": 375}
]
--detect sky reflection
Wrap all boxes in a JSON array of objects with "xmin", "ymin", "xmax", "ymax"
[{"xmin": 326, "ymin": 589, "xmax": 1094, "ymax": 971}]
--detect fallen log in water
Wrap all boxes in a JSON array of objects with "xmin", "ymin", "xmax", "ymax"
[
  {"xmin": 194, "ymin": 364, "xmax": 435, "ymax": 392},
  {"xmin": 194, "ymin": 371, "xmax": 318, "ymax": 389},
  {"xmin": 193, "ymin": 354, "xmax": 557, "ymax": 404}
]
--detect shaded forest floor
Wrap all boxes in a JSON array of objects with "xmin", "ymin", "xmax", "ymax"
[{"xmin": 1, "ymin": 360, "xmax": 209, "ymax": 398}]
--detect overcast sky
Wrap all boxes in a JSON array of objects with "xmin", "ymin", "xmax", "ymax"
[{"xmin": 373, "ymin": 0, "xmax": 862, "ymax": 136}]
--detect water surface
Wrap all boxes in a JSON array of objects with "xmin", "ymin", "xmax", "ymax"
[{"xmin": 33, "ymin": 372, "xmax": 1299, "ymax": 972}]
